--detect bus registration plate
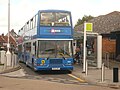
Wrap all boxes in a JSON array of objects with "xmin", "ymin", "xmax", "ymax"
[{"xmin": 52, "ymin": 68, "xmax": 60, "ymax": 70}]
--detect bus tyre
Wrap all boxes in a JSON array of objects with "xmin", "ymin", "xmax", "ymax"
[
  {"xmin": 68, "ymin": 70, "xmax": 72, "ymax": 74},
  {"xmin": 26, "ymin": 62, "xmax": 28, "ymax": 67},
  {"xmin": 33, "ymin": 67, "xmax": 38, "ymax": 72}
]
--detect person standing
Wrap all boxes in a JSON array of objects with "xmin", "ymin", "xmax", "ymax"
[{"xmin": 74, "ymin": 47, "xmax": 81, "ymax": 64}]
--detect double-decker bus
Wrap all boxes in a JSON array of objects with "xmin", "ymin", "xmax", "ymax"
[{"xmin": 18, "ymin": 10, "xmax": 74, "ymax": 71}]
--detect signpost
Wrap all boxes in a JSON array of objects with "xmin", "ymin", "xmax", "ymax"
[
  {"xmin": 83, "ymin": 22, "xmax": 93, "ymax": 72},
  {"xmin": 86, "ymin": 23, "xmax": 93, "ymax": 32}
]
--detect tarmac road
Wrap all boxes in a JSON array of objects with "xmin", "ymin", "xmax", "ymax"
[
  {"xmin": 0, "ymin": 75, "xmax": 116, "ymax": 90},
  {"xmin": 19, "ymin": 63, "xmax": 86, "ymax": 85}
]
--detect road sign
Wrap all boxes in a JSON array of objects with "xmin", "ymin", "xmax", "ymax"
[{"xmin": 85, "ymin": 23, "xmax": 93, "ymax": 32}]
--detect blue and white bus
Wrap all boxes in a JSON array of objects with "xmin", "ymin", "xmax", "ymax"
[{"xmin": 18, "ymin": 10, "xmax": 74, "ymax": 71}]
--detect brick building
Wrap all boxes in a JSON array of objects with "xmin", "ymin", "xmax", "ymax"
[{"xmin": 0, "ymin": 30, "xmax": 17, "ymax": 52}]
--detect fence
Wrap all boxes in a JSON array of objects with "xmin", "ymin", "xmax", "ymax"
[
  {"xmin": 103, "ymin": 52, "xmax": 116, "ymax": 68},
  {"xmin": 11, "ymin": 53, "xmax": 18, "ymax": 67},
  {"xmin": 0, "ymin": 50, "xmax": 18, "ymax": 69}
]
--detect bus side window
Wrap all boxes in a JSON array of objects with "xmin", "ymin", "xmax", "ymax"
[
  {"xmin": 33, "ymin": 42, "xmax": 36, "ymax": 46},
  {"xmin": 33, "ymin": 42, "xmax": 36, "ymax": 56},
  {"xmin": 35, "ymin": 15, "xmax": 38, "ymax": 27}
]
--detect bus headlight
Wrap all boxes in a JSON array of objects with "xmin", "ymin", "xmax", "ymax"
[
  {"xmin": 67, "ymin": 61, "xmax": 71, "ymax": 63},
  {"xmin": 65, "ymin": 61, "xmax": 72, "ymax": 65}
]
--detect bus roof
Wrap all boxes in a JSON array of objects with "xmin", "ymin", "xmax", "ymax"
[{"xmin": 38, "ymin": 10, "xmax": 71, "ymax": 13}]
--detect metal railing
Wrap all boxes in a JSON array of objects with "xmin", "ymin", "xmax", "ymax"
[{"xmin": 103, "ymin": 52, "xmax": 116, "ymax": 68}]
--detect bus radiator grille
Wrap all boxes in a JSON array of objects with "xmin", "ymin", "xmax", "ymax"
[{"xmin": 49, "ymin": 59, "xmax": 63, "ymax": 64}]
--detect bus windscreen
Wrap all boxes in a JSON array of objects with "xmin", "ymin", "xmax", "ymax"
[
  {"xmin": 40, "ymin": 12, "xmax": 71, "ymax": 26},
  {"xmin": 37, "ymin": 40, "xmax": 72, "ymax": 58}
]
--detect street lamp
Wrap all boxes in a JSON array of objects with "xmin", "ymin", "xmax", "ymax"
[{"xmin": 6, "ymin": 0, "xmax": 11, "ymax": 66}]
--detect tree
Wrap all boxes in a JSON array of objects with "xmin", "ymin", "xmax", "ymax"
[{"xmin": 74, "ymin": 15, "xmax": 94, "ymax": 27}]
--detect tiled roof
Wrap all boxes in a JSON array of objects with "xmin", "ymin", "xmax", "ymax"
[
  {"xmin": 0, "ymin": 36, "xmax": 4, "ymax": 42},
  {"xmin": 74, "ymin": 11, "xmax": 120, "ymax": 34},
  {"xmin": 3, "ymin": 35, "xmax": 16, "ymax": 45},
  {"xmin": 0, "ymin": 35, "xmax": 16, "ymax": 46},
  {"xmin": 0, "ymin": 36, "xmax": 2, "ymax": 41}
]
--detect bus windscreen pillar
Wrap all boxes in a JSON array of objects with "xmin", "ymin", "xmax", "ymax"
[{"xmin": 97, "ymin": 35, "xmax": 102, "ymax": 68}]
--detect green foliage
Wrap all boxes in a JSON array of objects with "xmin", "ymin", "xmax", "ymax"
[{"xmin": 74, "ymin": 15, "xmax": 94, "ymax": 27}]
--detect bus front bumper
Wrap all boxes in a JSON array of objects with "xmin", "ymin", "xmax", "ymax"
[{"xmin": 34, "ymin": 65, "xmax": 73, "ymax": 71}]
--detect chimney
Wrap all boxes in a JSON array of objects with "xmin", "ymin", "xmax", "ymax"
[
  {"xmin": 2, "ymin": 33, "xmax": 4, "ymax": 36},
  {"xmin": 11, "ymin": 29, "xmax": 14, "ymax": 32}
]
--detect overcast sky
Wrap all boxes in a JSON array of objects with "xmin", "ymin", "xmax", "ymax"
[{"xmin": 0, "ymin": 0, "xmax": 120, "ymax": 34}]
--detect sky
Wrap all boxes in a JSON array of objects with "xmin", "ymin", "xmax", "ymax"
[{"xmin": 0, "ymin": 0, "xmax": 120, "ymax": 34}]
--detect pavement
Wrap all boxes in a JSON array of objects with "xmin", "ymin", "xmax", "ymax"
[
  {"xmin": 0, "ymin": 60, "xmax": 120, "ymax": 89},
  {"xmin": 73, "ymin": 64, "xmax": 120, "ymax": 88},
  {"xmin": 0, "ymin": 65, "xmax": 21, "ymax": 74}
]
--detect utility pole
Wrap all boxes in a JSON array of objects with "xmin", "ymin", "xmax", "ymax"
[
  {"xmin": 6, "ymin": 0, "xmax": 12, "ymax": 66},
  {"xmin": 8, "ymin": 0, "xmax": 10, "ymax": 52}
]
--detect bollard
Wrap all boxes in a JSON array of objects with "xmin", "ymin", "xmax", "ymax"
[
  {"xmin": 14, "ymin": 54, "xmax": 17, "ymax": 66},
  {"xmin": 3, "ymin": 55, "xmax": 7, "ymax": 70},
  {"xmin": 113, "ymin": 67, "xmax": 119, "ymax": 82},
  {"xmin": 101, "ymin": 63, "xmax": 105, "ymax": 82},
  {"xmin": 85, "ymin": 60, "xmax": 88, "ymax": 76},
  {"xmin": 106, "ymin": 53, "xmax": 109, "ymax": 68},
  {"xmin": 12, "ymin": 54, "xmax": 14, "ymax": 67}
]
